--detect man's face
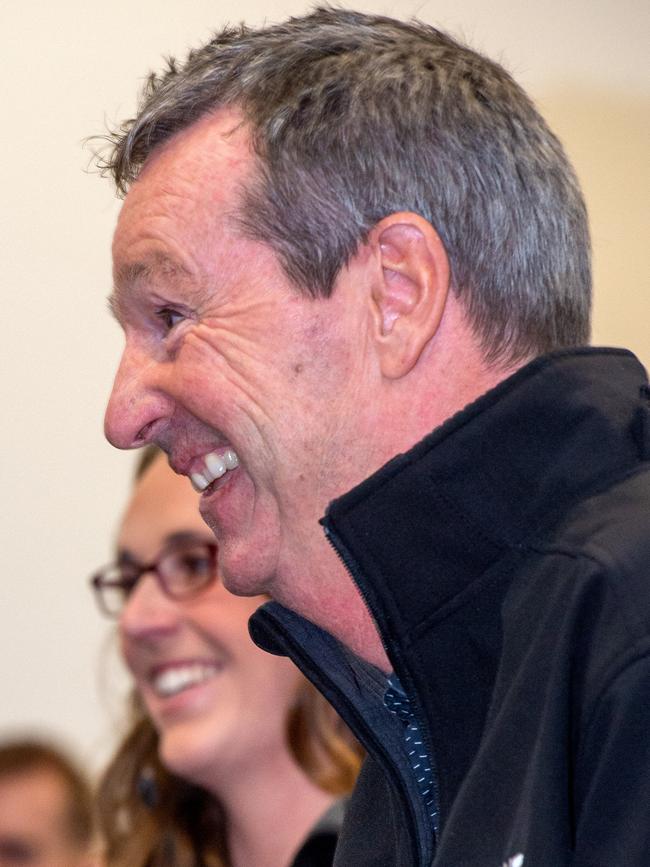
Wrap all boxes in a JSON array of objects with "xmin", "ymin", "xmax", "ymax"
[
  {"xmin": 105, "ymin": 109, "xmax": 384, "ymax": 619},
  {"xmin": 0, "ymin": 770, "xmax": 90, "ymax": 867}
]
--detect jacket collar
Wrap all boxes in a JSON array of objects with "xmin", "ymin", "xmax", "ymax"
[
  {"xmin": 322, "ymin": 348, "xmax": 648, "ymax": 644},
  {"xmin": 316, "ymin": 346, "xmax": 649, "ymax": 822}
]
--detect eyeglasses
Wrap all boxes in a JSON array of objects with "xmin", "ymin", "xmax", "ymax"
[{"xmin": 90, "ymin": 540, "xmax": 218, "ymax": 618}]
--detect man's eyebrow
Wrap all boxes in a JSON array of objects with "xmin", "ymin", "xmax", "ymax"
[{"xmin": 114, "ymin": 255, "xmax": 194, "ymax": 290}]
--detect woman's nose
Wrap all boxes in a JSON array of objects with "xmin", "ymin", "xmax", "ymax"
[{"xmin": 119, "ymin": 572, "xmax": 181, "ymax": 642}]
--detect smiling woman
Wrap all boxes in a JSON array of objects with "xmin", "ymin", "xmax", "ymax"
[{"xmin": 93, "ymin": 447, "xmax": 362, "ymax": 867}]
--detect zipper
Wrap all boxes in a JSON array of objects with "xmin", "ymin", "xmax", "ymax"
[{"xmin": 322, "ymin": 521, "xmax": 435, "ymax": 867}]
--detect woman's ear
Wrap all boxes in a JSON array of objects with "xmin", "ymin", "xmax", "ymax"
[{"xmin": 369, "ymin": 212, "xmax": 450, "ymax": 379}]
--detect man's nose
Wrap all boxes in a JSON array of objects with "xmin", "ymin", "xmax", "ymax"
[{"xmin": 104, "ymin": 346, "xmax": 173, "ymax": 449}]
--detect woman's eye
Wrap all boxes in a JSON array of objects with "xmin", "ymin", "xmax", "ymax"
[
  {"xmin": 156, "ymin": 307, "xmax": 185, "ymax": 331},
  {"xmin": 181, "ymin": 555, "xmax": 211, "ymax": 576}
]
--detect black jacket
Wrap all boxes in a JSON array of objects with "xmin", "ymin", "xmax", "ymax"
[
  {"xmin": 291, "ymin": 800, "xmax": 347, "ymax": 867},
  {"xmin": 251, "ymin": 348, "xmax": 650, "ymax": 866}
]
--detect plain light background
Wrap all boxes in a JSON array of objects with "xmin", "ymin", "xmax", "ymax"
[{"xmin": 1, "ymin": 0, "xmax": 648, "ymax": 774}]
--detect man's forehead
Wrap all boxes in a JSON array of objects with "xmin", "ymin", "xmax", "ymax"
[
  {"xmin": 133, "ymin": 106, "xmax": 253, "ymax": 196},
  {"xmin": 109, "ymin": 108, "xmax": 254, "ymax": 316},
  {"xmin": 113, "ymin": 110, "xmax": 252, "ymax": 239}
]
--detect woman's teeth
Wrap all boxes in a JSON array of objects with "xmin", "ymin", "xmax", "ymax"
[
  {"xmin": 191, "ymin": 449, "xmax": 239, "ymax": 493},
  {"xmin": 153, "ymin": 663, "xmax": 220, "ymax": 697}
]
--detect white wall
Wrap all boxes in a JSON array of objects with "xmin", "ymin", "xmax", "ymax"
[{"xmin": 1, "ymin": 0, "xmax": 648, "ymax": 774}]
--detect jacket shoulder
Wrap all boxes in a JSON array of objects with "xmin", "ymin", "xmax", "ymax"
[{"xmin": 545, "ymin": 465, "xmax": 650, "ymax": 638}]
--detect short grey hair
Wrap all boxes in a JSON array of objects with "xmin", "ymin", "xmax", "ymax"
[{"xmin": 98, "ymin": 6, "xmax": 591, "ymax": 366}]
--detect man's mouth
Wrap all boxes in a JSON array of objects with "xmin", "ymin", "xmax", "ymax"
[
  {"xmin": 190, "ymin": 449, "xmax": 239, "ymax": 493},
  {"xmin": 151, "ymin": 662, "xmax": 222, "ymax": 698}
]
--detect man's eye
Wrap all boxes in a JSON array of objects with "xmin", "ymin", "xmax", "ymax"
[{"xmin": 156, "ymin": 307, "xmax": 185, "ymax": 331}]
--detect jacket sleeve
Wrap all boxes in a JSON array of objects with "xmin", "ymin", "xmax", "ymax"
[{"xmin": 574, "ymin": 652, "xmax": 650, "ymax": 866}]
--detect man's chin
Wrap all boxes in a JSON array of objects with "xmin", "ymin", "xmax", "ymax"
[
  {"xmin": 220, "ymin": 569, "xmax": 266, "ymax": 598},
  {"xmin": 217, "ymin": 544, "xmax": 276, "ymax": 599}
]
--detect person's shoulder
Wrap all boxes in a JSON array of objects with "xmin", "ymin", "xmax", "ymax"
[
  {"xmin": 553, "ymin": 463, "xmax": 650, "ymax": 622},
  {"xmin": 506, "ymin": 463, "xmax": 650, "ymax": 694},
  {"xmin": 502, "ymin": 462, "xmax": 650, "ymax": 681}
]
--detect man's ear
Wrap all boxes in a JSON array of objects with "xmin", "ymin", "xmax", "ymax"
[{"xmin": 369, "ymin": 212, "xmax": 450, "ymax": 379}]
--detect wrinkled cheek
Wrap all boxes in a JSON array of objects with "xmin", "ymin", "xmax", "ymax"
[
  {"xmin": 164, "ymin": 340, "xmax": 269, "ymax": 459},
  {"xmin": 167, "ymin": 340, "xmax": 228, "ymax": 415},
  {"xmin": 180, "ymin": 330, "xmax": 257, "ymax": 392}
]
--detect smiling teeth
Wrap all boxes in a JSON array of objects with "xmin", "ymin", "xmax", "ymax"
[
  {"xmin": 190, "ymin": 449, "xmax": 239, "ymax": 493},
  {"xmin": 153, "ymin": 664, "xmax": 219, "ymax": 698}
]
